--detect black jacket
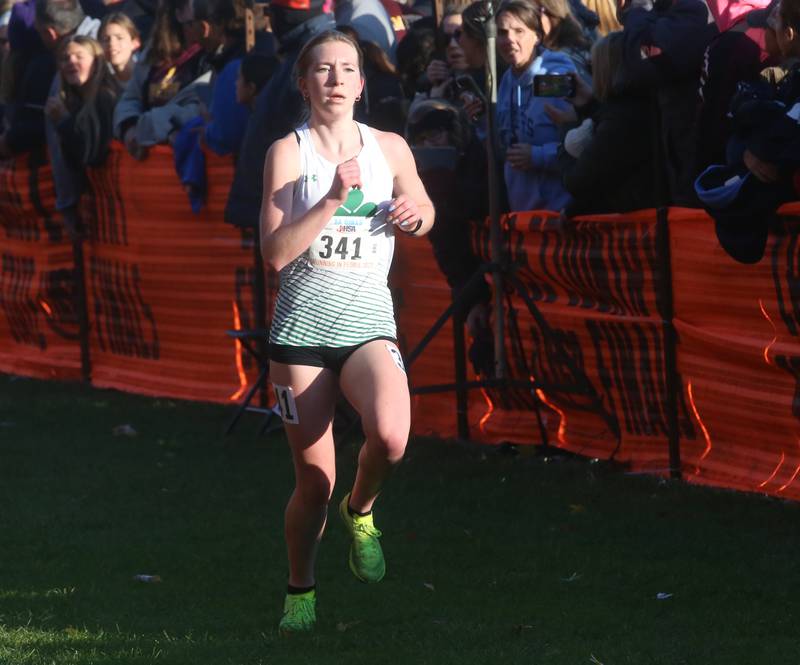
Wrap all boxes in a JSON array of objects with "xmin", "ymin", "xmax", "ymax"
[
  {"xmin": 561, "ymin": 94, "xmax": 657, "ymax": 216},
  {"xmin": 424, "ymin": 136, "xmax": 490, "ymax": 304},
  {"xmin": 4, "ymin": 50, "xmax": 55, "ymax": 155},
  {"xmin": 56, "ymin": 86, "xmax": 119, "ymax": 170},
  {"xmin": 224, "ymin": 13, "xmax": 335, "ymax": 229},
  {"xmin": 731, "ymin": 63, "xmax": 800, "ymax": 169},
  {"xmin": 619, "ymin": 0, "xmax": 718, "ymax": 206}
]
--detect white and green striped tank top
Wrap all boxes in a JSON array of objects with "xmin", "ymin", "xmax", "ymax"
[{"xmin": 269, "ymin": 122, "xmax": 397, "ymax": 347}]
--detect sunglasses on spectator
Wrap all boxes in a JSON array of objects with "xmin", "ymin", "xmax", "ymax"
[{"xmin": 449, "ymin": 28, "xmax": 462, "ymax": 41}]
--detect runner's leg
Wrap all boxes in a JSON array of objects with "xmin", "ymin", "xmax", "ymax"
[
  {"xmin": 339, "ymin": 340, "xmax": 411, "ymax": 513},
  {"xmin": 271, "ymin": 361, "xmax": 338, "ymax": 587}
]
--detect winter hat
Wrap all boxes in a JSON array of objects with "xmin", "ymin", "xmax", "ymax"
[
  {"xmin": 695, "ymin": 164, "xmax": 752, "ymax": 209},
  {"xmin": 270, "ymin": 0, "xmax": 325, "ymax": 38},
  {"xmin": 695, "ymin": 163, "xmax": 792, "ymax": 264},
  {"xmin": 406, "ymin": 98, "xmax": 471, "ymax": 154}
]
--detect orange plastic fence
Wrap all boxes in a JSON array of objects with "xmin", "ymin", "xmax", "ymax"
[
  {"xmin": 3, "ymin": 147, "xmax": 800, "ymax": 501},
  {"xmin": 79, "ymin": 144, "xmax": 263, "ymax": 403},
  {"xmin": 475, "ymin": 210, "xmax": 683, "ymax": 467},
  {"xmin": 392, "ymin": 231, "xmax": 500, "ymax": 437},
  {"xmin": 0, "ymin": 150, "xmax": 82, "ymax": 380},
  {"xmin": 671, "ymin": 204, "xmax": 800, "ymax": 499}
]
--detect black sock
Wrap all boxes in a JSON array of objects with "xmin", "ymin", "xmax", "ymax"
[
  {"xmin": 287, "ymin": 584, "xmax": 315, "ymax": 595},
  {"xmin": 347, "ymin": 503, "xmax": 372, "ymax": 517}
]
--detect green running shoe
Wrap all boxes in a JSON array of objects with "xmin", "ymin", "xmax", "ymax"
[
  {"xmin": 278, "ymin": 590, "xmax": 316, "ymax": 634},
  {"xmin": 339, "ymin": 493, "xmax": 385, "ymax": 583}
]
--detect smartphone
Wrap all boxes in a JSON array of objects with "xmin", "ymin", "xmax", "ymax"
[
  {"xmin": 452, "ymin": 74, "xmax": 486, "ymax": 104},
  {"xmin": 532, "ymin": 74, "xmax": 575, "ymax": 98}
]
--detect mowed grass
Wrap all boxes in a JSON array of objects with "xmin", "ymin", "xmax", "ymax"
[{"xmin": 1, "ymin": 375, "xmax": 799, "ymax": 665}]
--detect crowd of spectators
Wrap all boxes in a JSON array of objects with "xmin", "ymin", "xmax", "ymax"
[{"xmin": 2, "ymin": 0, "xmax": 800, "ymax": 272}]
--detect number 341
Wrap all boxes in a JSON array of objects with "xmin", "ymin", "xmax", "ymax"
[{"xmin": 318, "ymin": 235, "xmax": 362, "ymax": 260}]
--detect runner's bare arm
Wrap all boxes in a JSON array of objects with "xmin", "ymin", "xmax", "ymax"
[
  {"xmin": 260, "ymin": 135, "xmax": 360, "ymax": 271},
  {"xmin": 377, "ymin": 131, "xmax": 435, "ymax": 237}
]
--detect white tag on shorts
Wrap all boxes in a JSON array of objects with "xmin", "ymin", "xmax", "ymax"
[
  {"xmin": 386, "ymin": 344, "xmax": 405, "ymax": 373},
  {"xmin": 273, "ymin": 384, "xmax": 299, "ymax": 424}
]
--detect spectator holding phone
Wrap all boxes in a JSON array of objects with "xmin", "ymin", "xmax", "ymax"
[
  {"xmin": 411, "ymin": 3, "xmax": 490, "ymax": 139},
  {"xmin": 558, "ymin": 32, "xmax": 656, "ymax": 215},
  {"xmin": 496, "ymin": 0, "xmax": 576, "ymax": 212},
  {"xmin": 535, "ymin": 0, "xmax": 593, "ymax": 82},
  {"xmin": 425, "ymin": 4, "xmax": 467, "ymax": 97},
  {"xmin": 454, "ymin": 1, "xmax": 490, "ymax": 127}
]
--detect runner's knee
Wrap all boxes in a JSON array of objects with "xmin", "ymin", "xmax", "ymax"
[
  {"xmin": 364, "ymin": 421, "xmax": 408, "ymax": 464},
  {"xmin": 294, "ymin": 467, "xmax": 335, "ymax": 506}
]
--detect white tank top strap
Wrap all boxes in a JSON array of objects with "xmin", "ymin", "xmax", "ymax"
[{"xmin": 291, "ymin": 121, "xmax": 394, "ymax": 221}]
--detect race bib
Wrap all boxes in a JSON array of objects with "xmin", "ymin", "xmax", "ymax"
[{"xmin": 308, "ymin": 215, "xmax": 388, "ymax": 272}]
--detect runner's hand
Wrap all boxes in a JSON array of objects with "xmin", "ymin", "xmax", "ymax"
[
  {"xmin": 387, "ymin": 194, "xmax": 421, "ymax": 229},
  {"xmin": 328, "ymin": 158, "xmax": 362, "ymax": 204}
]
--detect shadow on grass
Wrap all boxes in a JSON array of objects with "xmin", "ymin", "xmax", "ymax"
[{"xmin": 2, "ymin": 377, "xmax": 800, "ymax": 664}]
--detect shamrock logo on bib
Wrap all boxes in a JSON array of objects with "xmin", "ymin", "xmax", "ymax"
[
  {"xmin": 310, "ymin": 188, "xmax": 388, "ymax": 271},
  {"xmin": 335, "ymin": 188, "xmax": 378, "ymax": 217}
]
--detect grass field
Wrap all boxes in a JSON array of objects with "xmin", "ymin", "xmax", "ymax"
[{"xmin": 1, "ymin": 374, "xmax": 799, "ymax": 665}]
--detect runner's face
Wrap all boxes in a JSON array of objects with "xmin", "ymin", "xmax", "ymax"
[{"xmin": 301, "ymin": 40, "xmax": 364, "ymax": 112}]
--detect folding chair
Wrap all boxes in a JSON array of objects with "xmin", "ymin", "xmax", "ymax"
[{"xmin": 225, "ymin": 232, "xmax": 279, "ymax": 436}]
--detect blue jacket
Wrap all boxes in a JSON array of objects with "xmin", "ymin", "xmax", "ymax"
[
  {"xmin": 496, "ymin": 48, "xmax": 575, "ymax": 213},
  {"xmin": 205, "ymin": 58, "xmax": 249, "ymax": 156}
]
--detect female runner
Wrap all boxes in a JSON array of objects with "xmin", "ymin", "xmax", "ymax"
[{"xmin": 260, "ymin": 30, "xmax": 435, "ymax": 633}]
